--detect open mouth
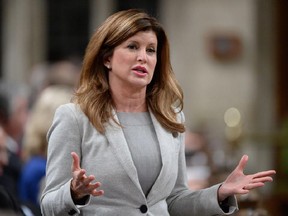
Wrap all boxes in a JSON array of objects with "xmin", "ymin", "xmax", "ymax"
[{"xmin": 132, "ymin": 66, "xmax": 148, "ymax": 74}]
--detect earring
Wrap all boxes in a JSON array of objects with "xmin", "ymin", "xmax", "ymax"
[{"xmin": 106, "ymin": 65, "xmax": 111, "ymax": 70}]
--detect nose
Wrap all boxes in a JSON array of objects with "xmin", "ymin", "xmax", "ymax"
[{"xmin": 137, "ymin": 48, "xmax": 147, "ymax": 63}]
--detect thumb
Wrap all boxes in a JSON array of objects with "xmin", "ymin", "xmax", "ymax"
[
  {"xmin": 71, "ymin": 152, "xmax": 81, "ymax": 171},
  {"xmin": 236, "ymin": 154, "xmax": 249, "ymax": 172}
]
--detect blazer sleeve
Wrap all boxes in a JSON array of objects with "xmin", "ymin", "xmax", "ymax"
[
  {"xmin": 40, "ymin": 104, "xmax": 90, "ymax": 216},
  {"xmin": 166, "ymin": 111, "xmax": 238, "ymax": 216}
]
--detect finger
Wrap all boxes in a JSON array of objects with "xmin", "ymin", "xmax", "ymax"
[
  {"xmin": 82, "ymin": 175, "xmax": 96, "ymax": 186},
  {"xmin": 71, "ymin": 152, "xmax": 81, "ymax": 171},
  {"xmin": 71, "ymin": 171, "xmax": 90, "ymax": 195},
  {"xmin": 243, "ymin": 182, "xmax": 264, "ymax": 190},
  {"xmin": 85, "ymin": 181, "xmax": 103, "ymax": 196},
  {"xmin": 251, "ymin": 176, "xmax": 273, "ymax": 183},
  {"xmin": 253, "ymin": 170, "xmax": 276, "ymax": 179},
  {"xmin": 75, "ymin": 169, "xmax": 86, "ymax": 181},
  {"xmin": 236, "ymin": 155, "xmax": 249, "ymax": 172},
  {"xmin": 91, "ymin": 189, "xmax": 104, "ymax": 197}
]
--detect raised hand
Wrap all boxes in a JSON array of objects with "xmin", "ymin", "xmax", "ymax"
[
  {"xmin": 218, "ymin": 155, "xmax": 276, "ymax": 202},
  {"xmin": 70, "ymin": 152, "xmax": 104, "ymax": 202}
]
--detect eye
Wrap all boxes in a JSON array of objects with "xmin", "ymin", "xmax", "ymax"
[
  {"xmin": 127, "ymin": 44, "xmax": 138, "ymax": 50},
  {"xmin": 147, "ymin": 48, "xmax": 156, "ymax": 53},
  {"xmin": 147, "ymin": 47, "xmax": 156, "ymax": 54}
]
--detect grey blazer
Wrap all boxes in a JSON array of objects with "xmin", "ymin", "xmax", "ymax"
[{"xmin": 40, "ymin": 103, "xmax": 238, "ymax": 216}]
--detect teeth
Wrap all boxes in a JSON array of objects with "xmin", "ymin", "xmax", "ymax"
[
  {"xmin": 136, "ymin": 69, "xmax": 144, "ymax": 73},
  {"xmin": 133, "ymin": 68, "xmax": 147, "ymax": 73}
]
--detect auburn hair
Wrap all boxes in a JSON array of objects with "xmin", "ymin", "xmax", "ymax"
[{"xmin": 73, "ymin": 9, "xmax": 185, "ymax": 134}]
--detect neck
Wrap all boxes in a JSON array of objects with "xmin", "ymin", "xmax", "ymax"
[{"xmin": 111, "ymin": 87, "xmax": 147, "ymax": 112}]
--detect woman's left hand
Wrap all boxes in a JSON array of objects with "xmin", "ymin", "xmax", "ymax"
[{"xmin": 218, "ymin": 154, "xmax": 276, "ymax": 202}]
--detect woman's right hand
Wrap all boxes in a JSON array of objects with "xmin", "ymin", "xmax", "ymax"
[{"xmin": 70, "ymin": 152, "xmax": 104, "ymax": 202}]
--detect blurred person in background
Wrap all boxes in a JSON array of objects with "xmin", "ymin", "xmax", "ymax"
[
  {"xmin": 0, "ymin": 125, "xmax": 25, "ymax": 215},
  {"xmin": 28, "ymin": 60, "xmax": 80, "ymax": 109},
  {"xmin": 19, "ymin": 85, "xmax": 73, "ymax": 213},
  {"xmin": 23, "ymin": 59, "xmax": 81, "ymax": 161},
  {"xmin": 47, "ymin": 60, "xmax": 80, "ymax": 87},
  {"xmin": 0, "ymin": 81, "xmax": 30, "ymax": 200},
  {"xmin": 41, "ymin": 9, "xmax": 276, "ymax": 216}
]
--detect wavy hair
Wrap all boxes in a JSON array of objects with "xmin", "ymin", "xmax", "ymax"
[{"xmin": 73, "ymin": 9, "xmax": 185, "ymax": 134}]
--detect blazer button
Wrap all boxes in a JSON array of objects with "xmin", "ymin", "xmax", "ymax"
[
  {"xmin": 172, "ymin": 132, "xmax": 178, "ymax": 138},
  {"xmin": 139, "ymin": 204, "xmax": 148, "ymax": 213}
]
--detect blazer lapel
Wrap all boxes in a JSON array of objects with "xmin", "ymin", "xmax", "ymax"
[
  {"xmin": 147, "ymin": 112, "xmax": 175, "ymax": 201},
  {"xmin": 104, "ymin": 112, "xmax": 143, "ymax": 194}
]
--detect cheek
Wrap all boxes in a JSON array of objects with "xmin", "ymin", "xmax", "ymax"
[
  {"xmin": 149, "ymin": 57, "xmax": 157, "ymax": 72},
  {"xmin": 112, "ymin": 51, "xmax": 133, "ymax": 67},
  {"xmin": 153, "ymin": 58, "xmax": 157, "ymax": 68}
]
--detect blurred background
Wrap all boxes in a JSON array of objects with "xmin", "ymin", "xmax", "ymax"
[{"xmin": 0, "ymin": 0, "xmax": 287, "ymax": 215}]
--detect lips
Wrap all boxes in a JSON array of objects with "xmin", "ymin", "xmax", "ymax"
[{"xmin": 132, "ymin": 66, "xmax": 148, "ymax": 74}]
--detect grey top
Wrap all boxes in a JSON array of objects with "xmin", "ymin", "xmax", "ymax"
[{"xmin": 117, "ymin": 112, "xmax": 162, "ymax": 197}]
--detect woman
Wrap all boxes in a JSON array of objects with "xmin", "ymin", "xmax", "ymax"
[{"xmin": 41, "ymin": 9, "xmax": 275, "ymax": 216}]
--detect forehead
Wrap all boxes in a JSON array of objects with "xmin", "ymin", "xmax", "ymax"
[{"xmin": 125, "ymin": 30, "xmax": 157, "ymax": 44}]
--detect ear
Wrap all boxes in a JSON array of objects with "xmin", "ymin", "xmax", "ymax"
[{"xmin": 103, "ymin": 56, "xmax": 111, "ymax": 68}]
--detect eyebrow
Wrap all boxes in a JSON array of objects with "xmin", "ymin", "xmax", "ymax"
[{"xmin": 127, "ymin": 40, "xmax": 157, "ymax": 46}]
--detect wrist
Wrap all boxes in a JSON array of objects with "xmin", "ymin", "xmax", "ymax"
[{"xmin": 218, "ymin": 184, "xmax": 229, "ymax": 202}]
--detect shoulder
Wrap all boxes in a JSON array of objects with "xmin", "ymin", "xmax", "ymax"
[
  {"xmin": 54, "ymin": 103, "xmax": 87, "ymax": 121},
  {"xmin": 52, "ymin": 103, "xmax": 94, "ymax": 132},
  {"xmin": 47, "ymin": 103, "xmax": 86, "ymax": 146},
  {"xmin": 49, "ymin": 103, "xmax": 83, "ymax": 136},
  {"xmin": 56, "ymin": 102, "xmax": 80, "ymax": 114}
]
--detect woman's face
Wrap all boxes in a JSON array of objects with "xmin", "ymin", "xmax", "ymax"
[{"xmin": 107, "ymin": 30, "xmax": 158, "ymax": 92}]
